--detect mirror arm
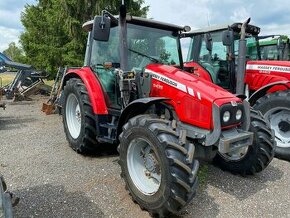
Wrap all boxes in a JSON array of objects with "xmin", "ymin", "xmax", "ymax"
[{"xmin": 101, "ymin": 10, "xmax": 119, "ymax": 26}]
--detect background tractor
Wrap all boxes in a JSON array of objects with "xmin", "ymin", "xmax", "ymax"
[
  {"xmin": 182, "ymin": 19, "xmax": 290, "ymax": 161},
  {"xmin": 247, "ymin": 35, "xmax": 290, "ymax": 61},
  {"xmin": 61, "ymin": 5, "xmax": 274, "ymax": 217}
]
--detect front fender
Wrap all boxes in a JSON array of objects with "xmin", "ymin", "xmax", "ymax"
[
  {"xmin": 117, "ymin": 97, "xmax": 169, "ymax": 136},
  {"xmin": 248, "ymin": 81, "xmax": 290, "ymax": 105},
  {"xmin": 63, "ymin": 67, "xmax": 108, "ymax": 115}
]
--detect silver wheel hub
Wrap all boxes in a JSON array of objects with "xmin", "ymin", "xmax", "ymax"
[
  {"xmin": 66, "ymin": 93, "xmax": 81, "ymax": 139},
  {"xmin": 127, "ymin": 138, "xmax": 161, "ymax": 195},
  {"xmin": 265, "ymin": 107, "xmax": 290, "ymax": 148}
]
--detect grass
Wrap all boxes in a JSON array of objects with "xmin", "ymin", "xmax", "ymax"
[
  {"xmin": 197, "ymin": 164, "xmax": 209, "ymax": 189},
  {"xmin": 0, "ymin": 73, "xmax": 16, "ymax": 86},
  {"xmin": 0, "ymin": 72, "xmax": 54, "ymax": 87},
  {"xmin": 43, "ymin": 79, "xmax": 55, "ymax": 86}
]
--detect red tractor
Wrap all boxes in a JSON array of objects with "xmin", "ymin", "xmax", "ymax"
[
  {"xmin": 61, "ymin": 6, "xmax": 274, "ymax": 216},
  {"xmin": 182, "ymin": 19, "xmax": 290, "ymax": 161}
]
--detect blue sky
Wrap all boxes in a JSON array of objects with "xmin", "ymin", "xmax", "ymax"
[{"xmin": 1, "ymin": 0, "xmax": 290, "ymax": 52}]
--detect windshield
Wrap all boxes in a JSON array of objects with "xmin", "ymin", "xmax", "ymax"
[{"xmin": 90, "ymin": 23, "xmax": 181, "ymax": 71}]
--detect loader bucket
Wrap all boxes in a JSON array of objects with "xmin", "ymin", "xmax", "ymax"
[{"xmin": 41, "ymin": 102, "xmax": 55, "ymax": 115}]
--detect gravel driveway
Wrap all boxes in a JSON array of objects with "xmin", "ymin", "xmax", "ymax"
[{"xmin": 0, "ymin": 96, "xmax": 289, "ymax": 218}]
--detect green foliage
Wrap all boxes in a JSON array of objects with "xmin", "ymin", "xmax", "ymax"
[
  {"xmin": 3, "ymin": 42, "xmax": 26, "ymax": 63},
  {"xmin": 20, "ymin": 0, "xmax": 149, "ymax": 78}
]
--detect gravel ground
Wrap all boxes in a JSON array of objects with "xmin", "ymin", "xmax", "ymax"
[{"xmin": 0, "ymin": 96, "xmax": 289, "ymax": 218}]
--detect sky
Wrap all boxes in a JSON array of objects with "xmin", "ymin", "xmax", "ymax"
[{"xmin": 1, "ymin": 0, "xmax": 290, "ymax": 52}]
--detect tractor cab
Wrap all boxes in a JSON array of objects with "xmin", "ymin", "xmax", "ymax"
[
  {"xmin": 83, "ymin": 14, "xmax": 187, "ymax": 109},
  {"xmin": 247, "ymin": 35, "xmax": 290, "ymax": 61},
  {"xmin": 182, "ymin": 22, "xmax": 260, "ymax": 93}
]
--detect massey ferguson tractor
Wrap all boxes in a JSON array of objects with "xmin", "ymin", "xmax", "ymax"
[
  {"xmin": 247, "ymin": 35, "xmax": 290, "ymax": 61},
  {"xmin": 61, "ymin": 5, "xmax": 274, "ymax": 216},
  {"xmin": 182, "ymin": 19, "xmax": 290, "ymax": 161}
]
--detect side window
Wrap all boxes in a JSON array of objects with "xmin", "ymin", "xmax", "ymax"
[
  {"xmin": 180, "ymin": 37, "xmax": 191, "ymax": 62},
  {"xmin": 90, "ymin": 26, "xmax": 120, "ymax": 67},
  {"xmin": 212, "ymin": 41, "xmax": 226, "ymax": 61},
  {"xmin": 89, "ymin": 27, "xmax": 120, "ymax": 109},
  {"xmin": 199, "ymin": 40, "xmax": 211, "ymax": 62}
]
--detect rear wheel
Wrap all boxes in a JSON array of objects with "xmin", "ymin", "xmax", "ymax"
[
  {"xmin": 253, "ymin": 90, "xmax": 290, "ymax": 161},
  {"xmin": 213, "ymin": 110, "xmax": 275, "ymax": 175},
  {"xmin": 63, "ymin": 78, "xmax": 99, "ymax": 153},
  {"xmin": 118, "ymin": 115, "xmax": 199, "ymax": 217}
]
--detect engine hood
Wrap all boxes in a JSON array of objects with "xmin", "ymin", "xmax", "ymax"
[{"xmin": 146, "ymin": 64, "xmax": 240, "ymax": 104}]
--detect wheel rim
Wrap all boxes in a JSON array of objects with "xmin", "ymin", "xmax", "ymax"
[
  {"xmin": 220, "ymin": 146, "xmax": 249, "ymax": 161},
  {"xmin": 127, "ymin": 137, "xmax": 161, "ymax": 195},
  {"xmin": 66, "ymin": 93, "xmax": 81, "ymax": 139},
  {"xmin": 264, "ymin": 107, "xmax": 290, "ymax": 147}
]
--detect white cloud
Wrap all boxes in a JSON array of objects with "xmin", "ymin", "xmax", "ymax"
[
  {"xmin": 144, "ymin": 0, "xmax": 290, "ymax": 36},
  {"xmin": 0, "ymin": 27, "xmax": 20, "ymax": 52},
  {"xmin": 0, "ymin": 0, "xmax": 34, "ymax": 52},
  {"xmin": 230, "ymin": 7, "xmax": 251, "ymax": 22}
]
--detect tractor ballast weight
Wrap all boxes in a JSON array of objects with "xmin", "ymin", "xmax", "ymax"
[
  {"xmin": 183, "ymin": 19, "xmax": 289, "ymax": 161},
  {"xmin": 61, "ymin": 6, "xmax": 274, "ymax": 216}
]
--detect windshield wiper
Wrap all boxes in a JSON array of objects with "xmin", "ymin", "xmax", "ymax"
[{"xmin": 129, "ymin": 48, "xmax": 160, "ymax": 63}]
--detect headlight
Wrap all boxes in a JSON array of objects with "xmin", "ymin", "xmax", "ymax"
[
  {"xmin": 223, "ymin": 111, "xmax": 231, "ymax": 123},
  {"xmin": 236, "ymin": 109, "xmax": 242, "ymax": 120}
]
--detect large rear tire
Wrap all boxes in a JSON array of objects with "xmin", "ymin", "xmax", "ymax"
[
  {"xmin": 118, "ymin": 115, "xmax": 199, "ymax": 217},
  {"xmin": 62, "ymin": 78, "xmax": 99, "ymax": 154},
  {"xmin": 253, "ymin": 90, "xmax": 290, "ymax": 161},
  {"xmin": 213, "ymin": 110, "xmax": 275, "ymax": 175}
]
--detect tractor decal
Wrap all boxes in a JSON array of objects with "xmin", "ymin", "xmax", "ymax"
[
  {"xmin": 146, "ymin": 69, "xmax": 202, "ymax": 100},
  {"xmin": 247, "ymin": 64, "xmax": 290, "ymax": 74}
]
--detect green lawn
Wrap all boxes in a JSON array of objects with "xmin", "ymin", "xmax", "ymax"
[
  {"xmin": 0, "ymin": 73, "xmax": 16, "ymax": 86},
  {"xmin": 0, "ymin": 72, "xmax": 54, "ymax": 87}
]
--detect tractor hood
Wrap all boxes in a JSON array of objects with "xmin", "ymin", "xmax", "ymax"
[
  {"xmin": 246, "ymin": 60, "xmax": 290, "ymax": 86},
  {"xmin": 146, "ymin": 64, "xmax": 239, "ymax": 103},
  {"xmin": 146, "ymin": 64, "xmax": 242, "ymax": 130}
]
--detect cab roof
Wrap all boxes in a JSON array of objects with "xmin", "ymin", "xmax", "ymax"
[
  {"xmin": 82, "ymin": 15, "xmax": 189, "ymax": 33},
  {"xmin": 183, "ymin": 22, "xmax": 260, "ymax": 37}
]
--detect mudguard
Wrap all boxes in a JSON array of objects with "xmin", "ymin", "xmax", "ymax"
[
  {"xmin": 248, "ymin": 81, "xmax": 290, "ymax": 105},
  {"xmin": 117, "ymin": 97, "xmax": 169, "ymax": 135},
  {"xmin": 63, "ymin": 67, "xmax": 108, "ymax": 115}
]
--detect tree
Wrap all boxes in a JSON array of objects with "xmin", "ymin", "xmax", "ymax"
[
  {"xmin": 3, "ymin": 42, "xmax": 26, "ymax": 62},
  {"xmin": 20, "ymin": 0, "xmax": 149, "ymax": 77}
]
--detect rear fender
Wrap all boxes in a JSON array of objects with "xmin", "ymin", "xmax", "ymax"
[
  {"xmin": 117, "ymin": 97, "xmax": 169, "ymax": 136},
  {"xmin": 62, "ymin": 67, "xmax": 108, "ymax": 115},
  {"xmin": 248, "ymin": 81, "xmax": 290, "ymax": 105}
]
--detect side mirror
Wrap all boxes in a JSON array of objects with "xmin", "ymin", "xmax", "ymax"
[
  {"xmin": 205, "ymin": 33, "xmax": 212, "ymax": 51},
  {"xmin": 92, "ymin": 16, "xmax": 111, "ymax": 41},
  {"xmin": 222, "ymin": 30, "xmax": 233, "ymax": 46}
]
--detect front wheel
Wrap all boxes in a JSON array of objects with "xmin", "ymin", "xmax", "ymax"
[
  {"xmin": 213, "ymin": 110, "xmax": 275, "ymax": 175},
  {"xmin": 118, "ymin": 115, "xmax": 199, "ymax": 217},
  {"xmin": 253, "ymin": 90, "xmax": 290, "ymax": 161},
  {"xmin": 62, "ymin": 78, "xmax": 99, "ymax": 154}
]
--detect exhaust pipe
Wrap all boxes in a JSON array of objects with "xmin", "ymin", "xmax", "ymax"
[{"xmin": 236, "ymin": 18, "xmax": 251, "ymax": 95}]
